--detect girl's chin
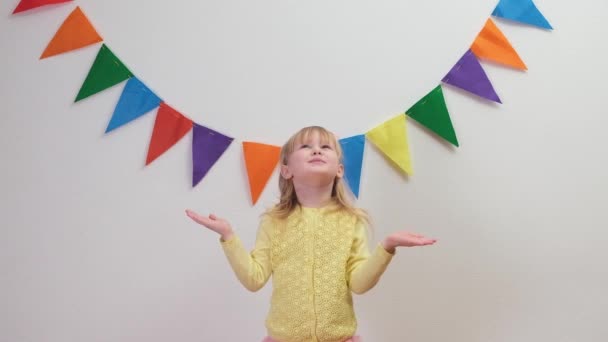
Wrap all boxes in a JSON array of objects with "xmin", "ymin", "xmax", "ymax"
[{"xmin": 296, "ymin": 174, "xmax": 335, "ymax": 185}]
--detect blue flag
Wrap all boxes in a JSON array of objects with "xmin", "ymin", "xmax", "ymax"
[
  {"xmin": 106, "ymin": 77, "xmax": 162, "ymax": 133},
  {"xmin": 339, "ymin": 135, "xmax": 365, "ymax": 198},
  {"xmin": 492, "ymin": 0, "xmax": 553, "ymax": 29}
]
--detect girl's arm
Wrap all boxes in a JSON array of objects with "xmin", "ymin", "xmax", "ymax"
[
  {"xmin": 185, "ymin": 210, "xmax": 272, "ymax": 292},
  {"xmin": 346, "ymin": 221, "xmax": 395, "ymax": 294},
  {"xmin": 346, "ymin": 222, "xmax": 437, "ymax": 294},
  {"xmin": 220, "ymin": 218, "xmax": 273, "ymax": 292}
]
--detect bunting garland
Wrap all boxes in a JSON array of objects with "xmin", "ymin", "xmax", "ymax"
[{"xmin": 10, "ymin": 1, "xmax": 553, "ymax": 204}]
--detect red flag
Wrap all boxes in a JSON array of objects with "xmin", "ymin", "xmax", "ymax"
[
  {"xmin": 146, "ymin": 103, "xmax": 193, "ymax": 165},
  {"xmin": 13, "ymin": 0, "xmax": 73, "ymax": 14}
]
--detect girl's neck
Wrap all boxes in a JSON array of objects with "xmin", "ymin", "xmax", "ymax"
[{"xmin": 294, "ymin": 182, "xmax": 333, "ymax": 208}]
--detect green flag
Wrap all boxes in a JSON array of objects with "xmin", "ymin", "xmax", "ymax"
[
  {"xmin": 406, "ymin": 85, "xmax": 459, "ymax": 147},
  {"xmin": 75, "ymin": 44, "xmax": 133, "ymax": 102}
]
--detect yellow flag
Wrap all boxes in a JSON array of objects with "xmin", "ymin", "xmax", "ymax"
[{"xmin": 366, "ymin": 114, "xmax": 413, "ymax": 176}]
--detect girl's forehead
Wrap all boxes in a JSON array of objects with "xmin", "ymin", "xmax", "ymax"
[{"xmin": 295, "ymin": 130, "xmax": 334, "ymax": 144}]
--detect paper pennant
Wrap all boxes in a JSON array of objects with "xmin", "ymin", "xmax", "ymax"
[
  {"xmin": 339, "ymin": 135, "xmax": 365, "ymax": 198},
  {"xmin": 243, "ymin": 142, "xmax": 281, "ymax": 205},
  {"xmin": 75, "ymin": 44, "xmax": 133, "ymax": 102},
  {"xmin": 366, "ymin": 114, "xmax": 413, "ymax": 176},
  {"xmin": 40, "ymin": 6, "xmax": 102, "ymax": 59},
  {"xmin": 12, "ymin": 0, "xmax": 72, "ymax": 14},
  {"xmin": 492, "ymin": 0, "xmax": 552, "ymax": 29},
  {"xmin": 106, "ymin": 77, "xmax": 162, "ymax": 133},
  {"xmin": 442, "ymin": 49, "xmax": 501, "ymax": 103},
  {"xmin": 192, "ymin": 124, "xmax": 234, "ymax": 187},
  {"xmin": 471, "ymin": 18, "xmax": 527, "ymax": 70},
  {"xmin": 146, "ymin": 102, "xmax": 193, "ymax": 165},
  {"xmin": 406, "ymin": 85, "xmax": 459, "ymax": 147}
]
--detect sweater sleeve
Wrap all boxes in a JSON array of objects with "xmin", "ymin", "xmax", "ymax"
[
  {"xmin": 220, "ymin": 216, "xmax": 273, "ymax": 292},
  {"xmin": 346, "ymin": 220, "xmax": 395, "ymax": 294}
]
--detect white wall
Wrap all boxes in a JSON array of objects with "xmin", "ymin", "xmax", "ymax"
[{"xmin": 1, "ymin": 0, "xmax": 607, "ymax": 341}]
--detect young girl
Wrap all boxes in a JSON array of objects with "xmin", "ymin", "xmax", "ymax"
[{"xmin": 186, "ymin": 126, "xmax": 436, "ymax": 342}]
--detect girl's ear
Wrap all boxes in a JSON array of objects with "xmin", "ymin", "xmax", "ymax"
[
  {"xmin": 336, "ymin": 163, "xmax": 344, "ymax": 179},
  {"xmin": 280, "ymin": 164, "xmax": 292, "ymax": 179}
]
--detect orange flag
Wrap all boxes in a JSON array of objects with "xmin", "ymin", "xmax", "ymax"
[
  {"xmin": 243, "ymin": 142, "xmax": 281, "ymax": 205},
  {"xmin": 40, "ymin": 6, "xmax": 103, "ymax": 59},
  {"xmin": 471, "ymin": 18, "xmax": 526, "ymax": 70},
  {"xmin": 146, "ymin": 103, "xmax": 193, "ymax": 165}
]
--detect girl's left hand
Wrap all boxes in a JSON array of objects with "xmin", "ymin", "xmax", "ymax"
[{"xmin": 382, "ymin": 231, "xmax": 437, "ymax": 253}]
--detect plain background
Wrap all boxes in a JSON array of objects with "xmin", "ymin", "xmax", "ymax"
[{"xmin": 1, "ymin": 0, "xmax": 607, "ymax": 341}]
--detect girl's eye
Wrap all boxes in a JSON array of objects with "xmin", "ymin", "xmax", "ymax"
[
  {"xmin": 322, "ymin": 145, "xmax": 332, "ymax": 149},
  {"xmin": 300, "ymin": 144, "xmax": 310, "ymax": 149}
]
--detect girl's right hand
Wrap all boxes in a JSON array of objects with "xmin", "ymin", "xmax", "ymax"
[{"xmin": 185, "ymin": 209, "xmax": 234, "ymax": 240}]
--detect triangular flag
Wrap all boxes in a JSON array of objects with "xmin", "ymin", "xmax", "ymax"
[
  {"xmin": 12, "ymin": 0, "xmax": 72, "ymax": 14},
  {"xmin": 243, "ymin": 142, "xmax": 281, "ymax": 205},
  {"xmin": 40, "ymin": 6, "xmax": 102, "ymax": 59},
  {"xmin": 442, "ymin": 49, "xmax": 501, "ymax": 103},
  {"xmin": 406, "ymin": 85, "xmax": 459, "ymax": 147},
  {"xmin": 339, "ymin": 135, "xmax": 365, "ymax": 198},
  {"xmin": 492, "ymin": 0, "xmax": 552, "ymax": 29},
  {"xmin": 75, "ymin": 44, "xmax": 133, "ymax": 102},
  {"xmin": 192, "ymin": 124, "xmax": 234, "ymax": 187},
  {"xmin": 106, "ymin": 77, "xmax": 162, "ymax": 133},
  {"xmin": 366, "ymin": 114, "xmax": 413, "ymax": 176},
  {"xmin": 471, "ymin": 18, "xmax": 527, "ymax": 70},
  {"xmin": 146, "ymin": 102, "xmax": 193, "ymax": 165}
]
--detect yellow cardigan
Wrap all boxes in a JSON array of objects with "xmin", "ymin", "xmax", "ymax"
[{"xmin": 220, "ymin": 206, "xmax": 394, "ymax": 342}]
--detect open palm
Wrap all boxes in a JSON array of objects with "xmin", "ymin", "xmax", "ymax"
[
  {"xmin": 185, "ymin": 209, "xmax": 232, "ymax": 237},
  {"xmin": 386, "ymin": 231, "xmax": 437, "ymax": 248}
]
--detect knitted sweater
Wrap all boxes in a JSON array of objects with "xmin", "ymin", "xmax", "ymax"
[{"xmin": 220, "ymin": 205, "xmax": 394, "ymax": 342}]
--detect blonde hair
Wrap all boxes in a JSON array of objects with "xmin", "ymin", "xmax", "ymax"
[{"xmin": 264, "ymin": 126, "xmax": 369, "ymax": 224}]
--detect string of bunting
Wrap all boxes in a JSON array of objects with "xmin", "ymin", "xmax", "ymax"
[{"xmin": 11, "ymin": 0, "xmax": 553, "ymax": 205}]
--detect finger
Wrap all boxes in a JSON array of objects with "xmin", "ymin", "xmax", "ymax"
[
  {"xmin": 185, "ymin": 209, "xmax": 199, "ymax": 219},
  {"xmin": 186, "ymin": 211, "xmax": 211, "ymax": 225},
  {"xmin": 410, "ymin": 232, "xmax": 436, "ymax": 240},
  {"xmin": 406, "ymin": 237, "xmax": 430, "ymax": 246}
]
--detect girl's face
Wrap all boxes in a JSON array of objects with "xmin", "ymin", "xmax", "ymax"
[{"xmin": 281, "ymin": 130, "xmax": 344, "ymax": 186}]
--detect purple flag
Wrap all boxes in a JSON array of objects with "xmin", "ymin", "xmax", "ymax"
[
  {"xmin": 192, "ymin": 123, "xmax": 234, "ymax": 187},
  {"xmin": 442, "ymin": 49, "xmax": 501, "ymax": 103}
]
